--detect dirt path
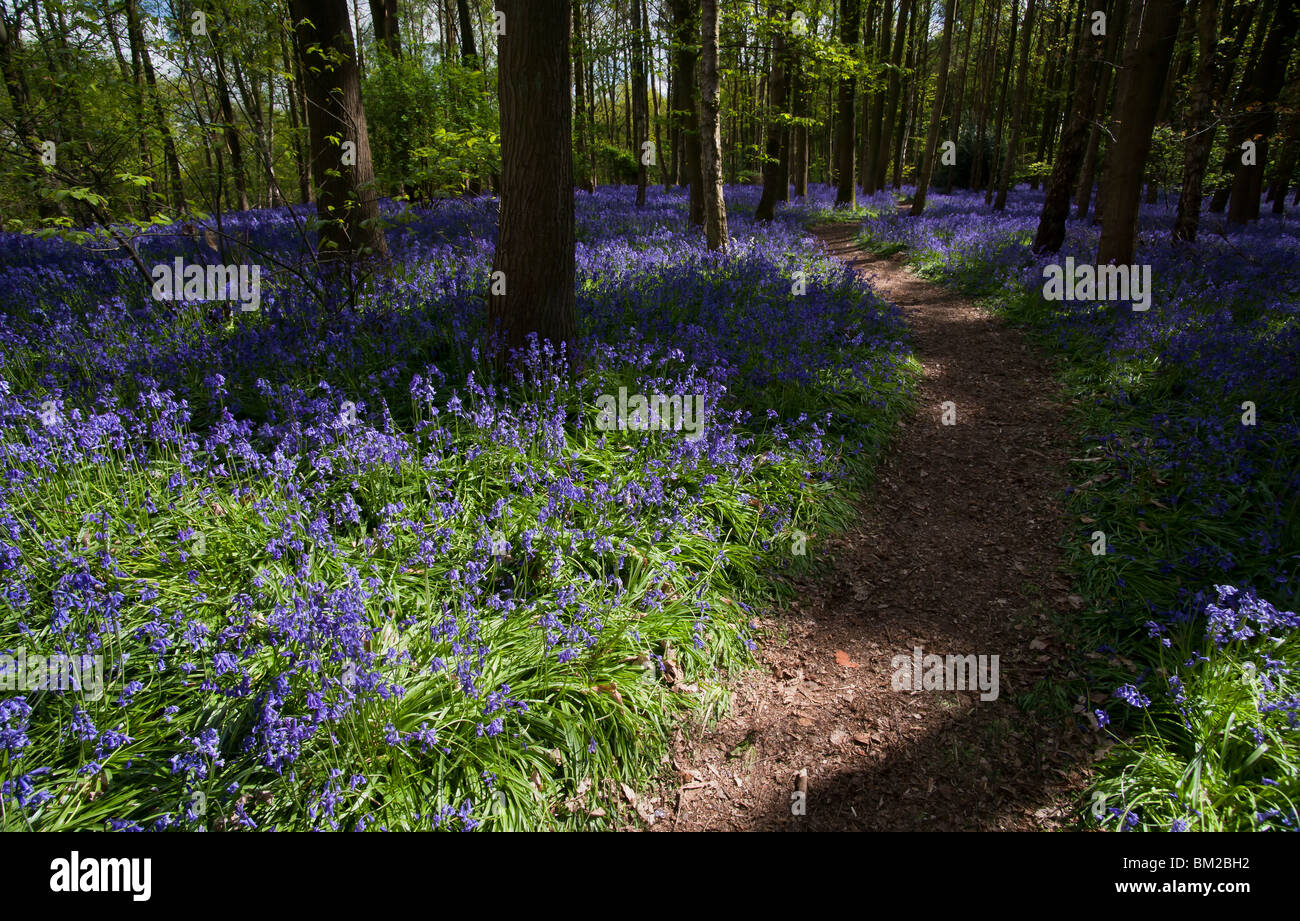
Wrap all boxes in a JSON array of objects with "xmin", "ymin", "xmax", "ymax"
[{"xmin": 656, "ymin": 223, "xmax": 1094, "ymax": 831}]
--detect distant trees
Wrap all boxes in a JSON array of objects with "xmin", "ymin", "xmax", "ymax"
[{"xmin": 3, "ymin": 0, "xmax": 1299, "ymax": 270}]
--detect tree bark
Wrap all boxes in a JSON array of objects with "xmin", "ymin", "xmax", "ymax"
[
  {"xmin": 671, "ymin": 0, "xmax": 705, "ymax": 224},
  {"xmin": 290, "ymin": 0, "xmax": 388, "ymax": 258},
  {"xmin": 701, "ymin": 0, "xmax": 728, "ymax": 248},
  {"xmin": 632, "ymin": 0, "xmax": 649, "ymax": 206},
  {"xmin": 835, "ymin": 0, "xmax": 862, "ymax": 206},
  {"xmin": 1034, "ymin": 0, "xmax": 1110, "ymax": 251},
  {"xmin": 757, "ymin": 10, "xmax": 791, "ymax": 220},
  {"xmin": 370, "ymin": 0, "xmax": 401, "ymax": 58},
  {"xmin": 1172, "ymin": 0, "xmax": 1221, "ymax": 241},
  {"xmin": 489, "ymin": 0, "xmax": 576, "ymax": 357},
  {"xmin": 912, "ymin": 0, "xmax": 958, "ymax": 215},
  {"xmin": 993, "ymin": 0, "xmax": 1038, "ymax": 210},
  {"xmin": 1096, "ymin": 0, "xmax": 1187, "ymax": 265}
]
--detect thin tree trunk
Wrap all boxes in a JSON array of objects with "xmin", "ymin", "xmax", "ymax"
[
  {"xmin": 757, "ymin": 8, "xmax": 791, "ymax": 220},
  {"xmin": 835, "ymin": 0, "xmax": 863, "ymax": 206},
  {"xmin": 912, "ymin": 0, "xmax": 958, "ymax": 215},
  {"xmin": 1173, "ymin": 0, "xmax": 1221, "ymax": 241},
  {"xmin": 672, "ymin": 0, "xmax": 705, "ymax": 224},
  {"xmin": 1034, "ymin": 0, "xmax": 1110, "ymax": 251},
  {"xmin": 701, "ymin": 0, "xmax": 729, "ymax": 248},
  {"xmin": 944, "ymin": 0, "xmax": 974, "ymax": 194},
  {"xmin": 212, "ymin": 42, "xmax": 249, "ymax": 211},
  {"xmin": 632, "ymin": 0, "xmax": 649, "ymax": 205},
  {"xmin": 986, "ymin": 0, "xmax": 1019, "ymax": 201},
  {"xmin": 865, "ymin": 0, "xmax": 894, "ymax": 194},
  {"xmin": 573, "ymin": 1, "xmax": 595, "ymax": 192},
  {"xmin": 993, "ymin": 0, "xmax": 1038, "ymax": 210}
]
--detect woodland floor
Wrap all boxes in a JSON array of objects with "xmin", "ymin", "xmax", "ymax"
[{"xmin": 654, "ymin": 222, "xmax": 1097, "ymax": 831}]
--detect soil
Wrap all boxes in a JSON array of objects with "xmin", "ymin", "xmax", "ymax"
[{"xmin": 653, "ymin": 222, "xmax": 1097, "ymax": 832}]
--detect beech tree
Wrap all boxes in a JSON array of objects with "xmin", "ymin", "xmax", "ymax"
[
  {"xmin": 1034, "ymin": 0, "xmax": 1110, "ymax": 252},
  {"xmin": 835, "ymin": 0, "xmax": 862, "ymax": 207},
  {"xmin": 488, "ymin": 0, "xmax": 577, "ymax": 355},
  {"xmin": 290, "ymin": 0, "xmax": 388, "ymax": 259},
  {"xmin": 700, "ymin": 0, "xmax": 728, "ymax": 249},
  {"xmin": 912, "ymin": 0, "xmax": 957, "ymax": 216},
  {"xmin": 1096, "ymin": 0, "xmax": 1187, "ymax": 266},
  {"xmin": 757, "ymin": 7, "xmax": 792, "ymax": 221}
]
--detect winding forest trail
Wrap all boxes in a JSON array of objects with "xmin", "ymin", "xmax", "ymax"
[{"xmin": 657, "ymin": 223, "xmax": 1095, "ymax": 831}]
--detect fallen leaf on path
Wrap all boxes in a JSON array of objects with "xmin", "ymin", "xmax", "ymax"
[{"xmin": 835, "ymin": 649, "xmax": 860, "ymax": 668}]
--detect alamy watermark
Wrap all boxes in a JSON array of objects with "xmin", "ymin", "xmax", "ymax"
[
  {"xmin": 595, "ymin": 386, "xmax": 706, "ymax": 441},
  {"xmin": 151, "ymin": 258, "xmax": 261, "ymax": 312},
  {"xmin": 49, "ymin": 851, "xmax": 151, "ymax": 901},
  {"xmin": 0, "ymin": 647, "xmax": 104, "ymax": 701},
  {"xmin": 891, "ymin": 646, "xmax": 1000, "ymax": 701},
  {"xmin": 1042, "ymin": 256, "xmax": 1151, "ymax": 312}
]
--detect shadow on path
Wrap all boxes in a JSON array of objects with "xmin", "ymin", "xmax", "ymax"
[{"xmin": 657, "ymin": 223, "xmax": 1096, "ymax": 831}]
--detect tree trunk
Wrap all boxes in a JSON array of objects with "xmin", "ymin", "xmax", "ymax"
[
  {"xmin": 632, "ymin": 0, "xmax": 649, "ymax": 206},
  {"xmin": 573, "ymin": 1, "xmax": 595, "ymax": 192},
  {"xmin": 1097, "ymin": 0, "xmax": 1186, "ymax": 266},
  {"xmin": 212, "ymin": 42, "xmax": 249, "ymax": 211},
  {"xmin": 757, "ymin": 10, "xmax": 791, "ymax": 220},
  {"xmin": 1225, "ymin": 0, "xmax": 1298, "ymax": 223},
  {"xmin": 126, "ymin": 0, "xmax": 184, "ymax": 212},
  {"xmin": 944, "ymin": 0, "xmax": 974, "ymax": 194},
  {"xmin": 489, "ymin": 0, "xmax": 576, "ymax": 357},
  {"xmin": 1271, "ymin": 103, "xmax": 1300, "ymax": 214},
  {"xmin": 290, "ymin": 0, "xmax": 388, "ymax": 258},
  {"xmin": 0, "ymin": 6, "xmax": 62, "ymax": 218},
  {"xmin": 835, "ymin": 0, "xmax": 862, "ymax": 206},
  {"xmin": 912, "ymin": 0, "xmax": 958, "ymax": 215},
  {"xmin": 986, "ymin": 0, "xmax": 1019, "ymax": 201},
  {"xmin": 1034, "ymin": 0, "xmax": 1109, "ymax": 251},
  {"xmin": 993, "ymin": 0, "xmax": 1038, "ymax": 210},
  {"xmin": 371, "ymin": 0, "xmax": 401, "ymax": 58},
  {"xmin": 791, "ymin": 52, "xmax": 810, "ymax": 196},
  {"xmin": 1207, "ymin": 0, "xmax": 1268, "ymax": 211},
  {"xmin": 876, "ymin": 0, "xmax": 911, "ymax": 191},
  {"xmin": 1172, "ymin": 0, "xmax": 1220, "ymax": 241},
  {"xmin": 864, "ymin": 0, "xmax": 894, "ymax": 194},
  {"xmin": 672, "ymin": 0, "xmax": 705, "ymax": 225},
  {"xmin": 894, "ymin": 0, "xmax": 922, "ymax": 188},
  {"xmin": 701, "ymin": 0, "xmax": 728, "ymax": 248}
]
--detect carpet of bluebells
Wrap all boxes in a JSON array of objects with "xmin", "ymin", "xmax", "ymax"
[
  {"xmin": 861, "ymin": 187, "xmax": 1300, "ymax": 831},
  {"xmin": 0, "ymin": 184, "xmax": 917, "ymax": 830}
]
